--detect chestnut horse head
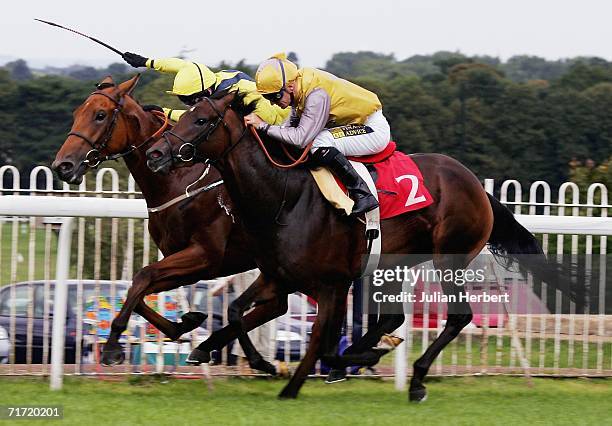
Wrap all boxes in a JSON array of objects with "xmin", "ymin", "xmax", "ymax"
[{"xmin": 52, "ymin": 74, "xmax": 166, "ymax": 184}]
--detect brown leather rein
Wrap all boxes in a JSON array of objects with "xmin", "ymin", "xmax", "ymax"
[
  {"xmin": 247, "ymin": 124, "xmax": 312, "ymax": 169},
  {"xmin": 147, "ymin": 111, "xmax": 171, "ymax": 145}
]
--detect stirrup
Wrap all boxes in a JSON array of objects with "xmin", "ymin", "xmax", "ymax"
[{"xmin": 350, "ymin": 195, "xmax": 379, "ymax": 216}]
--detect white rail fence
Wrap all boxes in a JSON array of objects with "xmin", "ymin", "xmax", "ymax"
[
  {"xmin": 394, "ymin": 178, "xmax": 610, "ymax": 390},
  {"xmin": 0, "ymin": 166, "xmax": 610, "ymax": 391}
]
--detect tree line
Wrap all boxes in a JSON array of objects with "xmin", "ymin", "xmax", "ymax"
[{"xmin": 0, "ymin": 52, "xmax": 610, "ymax": 192}]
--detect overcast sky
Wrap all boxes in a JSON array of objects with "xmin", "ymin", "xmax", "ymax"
[{"xmin": 3, "ymin": 0, "xmax": 612, "ymax": 68}]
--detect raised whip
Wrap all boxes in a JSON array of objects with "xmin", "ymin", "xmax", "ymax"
[{"xmin": 35, "ymin": 18, "xmax": 124, "ymax": 56}]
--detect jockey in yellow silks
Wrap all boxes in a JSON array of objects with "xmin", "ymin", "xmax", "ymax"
[
  {"xmin": 244, "ymin": 53, "xmax": 391, "ymax": 216},
  {"xmin": 122, "ymin": 52, "xmax": 287, "ymax": 125}
]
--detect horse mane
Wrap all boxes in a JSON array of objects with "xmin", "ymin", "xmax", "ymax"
[{"xmin": 210, "ymin": 89, "xmax": 257, "ymax": 118}]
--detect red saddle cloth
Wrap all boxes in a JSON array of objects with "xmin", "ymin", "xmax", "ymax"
[{"xmin": 347, "ymin": 142, "xmax": 434, "ymax": 219}]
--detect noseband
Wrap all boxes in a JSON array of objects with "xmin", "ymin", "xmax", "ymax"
[{"xmin": 162, "ymin": 97, "xmax": 247, "ymax": 164}]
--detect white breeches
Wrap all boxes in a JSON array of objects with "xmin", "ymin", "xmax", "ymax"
[{"xmin": 311, "ymin": 109, "xmax": 391, "ymax": 156}]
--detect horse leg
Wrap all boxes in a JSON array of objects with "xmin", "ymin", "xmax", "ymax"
[
  {"xmin": 229, "ymin": 276, "xmax": 278, "ymax": 375},
  {"xmin": 187, "ymin": 275, "xmax": 288, "ymax": 366},
  {"xmin": 325, "ymin": 280, "xmax": 406, "ymax": 380},
  {"xmin": 101, "ymin": 245, "xmax": 209, "ymax": 366},
  {"xmin": 189, "ymin": 273, "xmax": 279, "ymax": 374},
  {"xmin": 278, "ymin": 284, "xmax": 349, "ymax": 399},
  {"xmin": 132, "ymin": 299, "xmax": 204, "ymax": 338},
  {"xmin": 408, "ymin": 255, "xmax": 474, "ymax": 402},
  {"xmin": 325, "ymin": 313, "xmax": 406, "ymax": 373}
]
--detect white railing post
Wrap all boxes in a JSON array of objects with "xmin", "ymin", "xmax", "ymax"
[
  {"xmin": 484, "ymin": 178, "xmax": 494, "ymax": 195},
  {"xmin": 50, "ymin": 217, "xmax": 76, "ymax": 390},
  {"xmin": 394, "ymin": 279, "xmax": 412, "ymax": 391},
  {"xmin": 500, "ymin": 180, "xmax": 523, "ymax": 214},
  {"xmin": 394, "ymin": 318, "xmax": 407, "ymax": 391}
]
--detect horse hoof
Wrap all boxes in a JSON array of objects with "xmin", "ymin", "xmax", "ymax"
[
  {"xmin": 325, "ymin": 369, "xmax": 347, "ymax": 384},
  {"xmin": 185, "ymin": 348, "xmax": 211, "ymax": 365},
  {"xmin": 101, "ymin": 348, "xmax": 125, "ymax": 366},
  {"xmin": 249, "ymin": 357, "xmax": 277, "ymax": 376},
  {"xmin": 180, "ymin": 312, "xmax": 208, "ymax": 334},
  {"xmin": 278, "ymin": 390, "xmax": 298, "ymax": 400},
  {"xmin": 409, "ymin": 387, "xmax": 428, "ymax": 403}
]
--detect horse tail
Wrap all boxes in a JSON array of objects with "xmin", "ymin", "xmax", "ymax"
[
  {"xmin": 486, "ymin": 193, "xmax": 586, "ymax": 309},
  {"xmin": 487, "ymin": 193, "xmax": 543, "ymax": 257}
]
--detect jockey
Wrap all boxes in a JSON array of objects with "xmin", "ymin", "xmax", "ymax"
[
  {"xmin": 122, "ymin": 52, "xmax": 287, "ymax": 125},
  {"xmin": 245, "ymin": 53, "xmax": 390, "ymax": 216}
]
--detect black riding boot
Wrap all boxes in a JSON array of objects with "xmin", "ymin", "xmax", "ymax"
[{"xmin": 311, "ymin": 147, "xmax": 379, "ymax": 216}]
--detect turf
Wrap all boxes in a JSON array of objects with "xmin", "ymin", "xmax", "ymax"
[
  {"xmin": 0, "ymin": 376, "xmax": 610, "ymax": 425},
  {"xmin": 0, "ymin": 221, "xmax": 57, "ymax": 284},
  {"xmin": 385, "ymin": 334, "xmax": 612, "ymax": 370}
]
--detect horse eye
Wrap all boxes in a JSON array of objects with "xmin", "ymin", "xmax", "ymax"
[
  {"xmin": 95, "ymin": 111, "xmax": 107, "ymax": 122},
  {"xmin": 195, "ymin": 118, "xmax": 207, "ymax": 126}
]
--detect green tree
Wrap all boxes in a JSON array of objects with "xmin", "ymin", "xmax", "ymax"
[
  {"xmin": 3, "ymin": 59, "xmax": 33, "ymax": 81},
  {"xmin": 214, "ymin": 59, "xmax": 256, "ymax": 76},
  {"xmin": 503, "ymin": 55, "xmax": 571, "ymax": 82},
  {"xmin": 0, "ymin": 76, "xmax": 91, "ymax": 174},
  {"xmin": 555, "ymin": 59, "xmax": 612, "ymax": 91}
]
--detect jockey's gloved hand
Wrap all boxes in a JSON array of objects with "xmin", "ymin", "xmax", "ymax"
[
  {"xmin": 123, "ymin": 52, "xmax": 148, "ymax": 68},
  {"xmin": 142, "ymin": 104, "xmax": 163, "ymax": 113}
]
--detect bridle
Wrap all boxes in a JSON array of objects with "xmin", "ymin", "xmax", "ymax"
[
  {"xmin": 68, "ymin": 90, "xmax": 169, "ymax": 168},
  {"xmin": 162, "ymin": 96, "xmax": 310, "ymax": 168},
  {"xmin": 161, "ymin": 97, "xmax": 248, "ymax": 165}
]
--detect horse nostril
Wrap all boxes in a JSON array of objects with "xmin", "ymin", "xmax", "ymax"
[
  {"xmin": 149, "ymin": 150, "xmax": 162, "ymax": 160},
  {"xmin": 58, "ymin": 162, "xmax": 74, "ymax": 173}
]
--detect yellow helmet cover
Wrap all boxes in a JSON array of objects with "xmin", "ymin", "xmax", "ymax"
[
  {"xmin": 255, "ymin": 53, "xmax": 298, "ymax": 94},
  {"xmin": 166, "ymin": 62, "xmax": 216, "ymax": 96}
]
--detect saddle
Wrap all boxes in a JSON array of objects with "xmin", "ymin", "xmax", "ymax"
[{"xmin": 310, "ymin": 142, "xmax": 434, "ymax": 219}]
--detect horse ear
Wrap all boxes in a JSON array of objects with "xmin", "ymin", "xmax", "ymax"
[
  {"xmin": 117, "ymin": 74, "xmax": 142, "ymax": 97},
  {"xmin": 220, "ymin": 89, "xmax": 239, "ymax": 109},
  {"xmin": 96, "ymin": 75, "xmax": 115, "ymax": 90}
]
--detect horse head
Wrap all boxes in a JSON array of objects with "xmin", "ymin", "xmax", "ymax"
[
  {"xmin": 146, "ymin": 90, "xmax": 253, "ymax": 174},
  {"xmin": 52, "ymin": 74, "xmax": 147, "ymax": 184}
]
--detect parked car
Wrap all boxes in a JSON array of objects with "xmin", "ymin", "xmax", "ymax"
[
  {"xmin": 134, "ymin": 290, "xmax": 317, "ymax": 365},
  {"xmin": 129, "ymin": 281, "xmax": 236, "ymax": 366},
  {"xmin": 0, "ymin": 325, "xmax": 8, "ymax": 364},
  {"xmin": 0, "ymin": 280, "xmax": 131, "ymax": 364},
  {"xmin": 0, "ymin": 279, "xmax": 317, "ymax": 365}
]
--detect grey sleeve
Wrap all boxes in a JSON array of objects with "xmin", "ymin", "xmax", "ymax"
[{"xmin": 263, "ymin": 89, "xmax": 331, "ymax": 148}]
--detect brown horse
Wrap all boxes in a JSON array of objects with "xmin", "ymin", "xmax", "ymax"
[
  {"xmin": 51, "ymin": 75, "xmax": 285, "ymax": 374},
  {"xmin": 145, "ymin": 90, "xmax": 580, "ymax": 401}
]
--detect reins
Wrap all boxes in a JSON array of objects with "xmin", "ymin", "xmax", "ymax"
[
  {"xmin": 247, "ymin": 125, "xmax": 312, "ymax": 169},
  {"xmin": 102, "ymin": 110, "xmax": 169, "ymax": 163}
]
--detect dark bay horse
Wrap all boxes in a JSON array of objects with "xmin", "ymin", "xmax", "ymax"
[
  {"xmin": 145, "ymin": 90, "xmax": 580, "ymax": 401},
  {"xmin": 51, "ymin": 75, "xmax": 284, "ymax": 374}
]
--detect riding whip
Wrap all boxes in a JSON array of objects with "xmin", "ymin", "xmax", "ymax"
[{"xmin": 35, "ymin": 18, "xmax": 124, "ymax": 56}]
